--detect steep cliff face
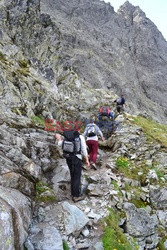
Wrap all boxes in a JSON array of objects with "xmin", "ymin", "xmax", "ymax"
[{"xmin": 0, "ymin": 0, "xmax": 167, "ymax": 123}]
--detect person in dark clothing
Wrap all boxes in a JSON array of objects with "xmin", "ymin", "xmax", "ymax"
[
  {"xmin": 56, "ymin": 131, "xmax": 90, "ymax": 202},
  {"xmin": 114, "ymin": 94, "xmax": 125, "ymax": 113},
  {"xmin": 98, "ymin": 106, "xmax": 114, "ymax": 121}
]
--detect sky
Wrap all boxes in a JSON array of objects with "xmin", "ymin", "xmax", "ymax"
[{"xmin": 104, "ymin": 0, "xmax": 167, "ymax": 41}]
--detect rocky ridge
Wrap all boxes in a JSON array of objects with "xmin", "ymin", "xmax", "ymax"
[{"xmin": 0, "ymin": 0, "xmax": 167, "ymax": 123}]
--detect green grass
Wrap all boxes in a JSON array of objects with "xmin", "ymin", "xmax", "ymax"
[
  {"xmin": 116, "ymin": 157, "xmax": 151, "ymax": 184},
  {"xmin": 116, "ymin": 157, "xmax": 129, "ymax": 169},
  {"xmin": 102, "ymin": 209, "xmax": 138, "ymax": 250},
  {"xmin": 111, "ymin": 180, "xmax": 122, "ymax": 196},
  {"xmin": 36, "ymin": 182, "xmax": 56, "ymax": 203},
  {"xmin": 63, "ymin": 240, "xmax": 69, "ymax": 250},
  {"xmin": 129, "ymin": 199, "xmax": 148, "ymax": 208},
  {"xmin": 131, "ymin": 116, "xmax": 167, "ymax": 148},
  {"xmin": 153, "ymin": 168, "xmax": 165, "ymax": 179},
  {"xmin": 31, "ymin": 116, "xmax": 45, "ymax": 127}
]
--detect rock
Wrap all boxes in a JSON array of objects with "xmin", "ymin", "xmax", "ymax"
[
  {"xmin": 93, "ymin": 241, "xmax": 104, "ymax": 250},
  {"xmin": 87, "ymin": 210, "xmax": 102, "ymax": 223},
  {"xmin": 52, "ymin": 159, "xmax": 70, "ymax": 194},
  {"xmin": 123, "ymin": 202, "xmax": 159, "ymax": 246},
  {"xmin": 62, "ymin": 201, "xmax": 89, "ymax": 235},
  {"xmin": 82, "ymin": 227, "xmax": 90, "ymax": 237},
  {"xmin": 147, "ymin": 170, "xmax": 158, "ymax": 181},
  {"xmin": 25, "ymin": 225, "xmax": 63, "ymax": 250},
  {"xmin": 156, "ymin": 210, "xmax": 167, "ymax": 227},
  {"xmin": 0, "ymin": 186, "xmax": 32, "ymax": 250},
  {"xmin": 23, "ymin": 162, "xmax": 42, "ymax": 180},
  {"xmin": 150, "ymin": 186, "xmax": 167, "ymax": 209}
]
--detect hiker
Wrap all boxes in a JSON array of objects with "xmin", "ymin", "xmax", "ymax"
[
  {"xmin": 114, "ymin": 94, "xmax": 125, "ymax": 113},
  {"xmin": 83, "ymin": 118, "xmax": 104, "ymax": 170},
  {"xmin": 98, "ymin": 106, "xmax": 114, "ymax": 120},
  {"xmin": 56, "ymin": 129, "xmax": 90, "ymax": 203}
]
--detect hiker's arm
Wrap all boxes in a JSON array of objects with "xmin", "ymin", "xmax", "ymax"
[
  {"xmin": 83, "ymin": 127, "xmax": 88, "ymax": 138},
  {"xmin": 85, "ymin": 155, "xmax": 90, "ymax": 167},
  {"xmin": 95, "ymin": 125, "xmax": 104, "ymax": 140},
  {"xmin": 55, "ymin": 133, "xmax": 63, "ymax": 146},
  {"xmin": 80, "ymin": 135, "xmax": 90, "ymax": 167}
]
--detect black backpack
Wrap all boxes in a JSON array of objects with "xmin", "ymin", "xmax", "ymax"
[{"xmin": 62, "ymin": 130, "xmax": 81, "ymax": 159}]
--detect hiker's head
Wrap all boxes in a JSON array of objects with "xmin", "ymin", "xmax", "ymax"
[{"xmin": 89, "ymin": 116, "xmax": 95, "ymax": 124}]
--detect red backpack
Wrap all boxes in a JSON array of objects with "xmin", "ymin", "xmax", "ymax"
[{"xmin": 99, "ymin": 107, "xmax": 110, "ymax": 116}]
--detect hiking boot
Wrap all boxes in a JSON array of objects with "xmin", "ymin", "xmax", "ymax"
[
  {"xmin": 82, "ymin": 165, "xmax": 87, "ymax": 171},
  {"xmin": 91, "ymin": 163, "xmax": 97, "ymax": 170},
  {"xmin": 72, "ymin": 195, "xmax": 85, "ymax": 203}
]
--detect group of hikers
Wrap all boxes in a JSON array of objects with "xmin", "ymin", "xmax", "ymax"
[{"xmin": 56, "ymin": 95, "xmax": 125, "ymax": 202}]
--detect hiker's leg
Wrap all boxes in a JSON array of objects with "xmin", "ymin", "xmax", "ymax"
[
  {"xmin": 86, "ymin": 140, "xmax": 93, "ymax": 162},
  {"xmin": 117, "ymin": 105, "xmax": 121, "ymax": 113},
  {"xmin": 91, "ymin": 141, "xmax": 98, "ymax": 164},
  {"xmin": 66, "ymin": 158, "xmax": 74, "ymax": 196},
  {"xmin": 72, "ymin": 156, "xmax": 82, "ymax": 197}
]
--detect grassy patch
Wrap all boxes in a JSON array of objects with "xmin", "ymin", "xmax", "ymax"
[
  {"xmin": 116, "ymin": 156, "xmax": 129, "ymax": 169},
  {"xmin": 129, "ymin": 199, "xmax": 148, "ymax": 208},
  {"xmin": 31, "ymin": 116, "xmax": 45, "ymax": 127},
  {"xmin": 157, "ymin": 238, "xmax": 167, "ymax": 250},
  {"xmin": 116, "ymin": 157, "xmax": 150, "ymax": 184},
  {"xmin": 63, "ymin": 240, "xmax": 69, "ymax": 250},
  {"xmin": 102, "ymin": 208, "xmax": 138, "ymax": 250},
  {"xmin": 11, "ymin": 106, "xmax": 27, "ymax": 116},
  {"xmin": 111, "ymin": 180, "xmax": 122, "ymax": 196},
  {"xmin": 0, "ymin": 51, "xmax": 7, "ymax": 62},
  {"xmin": 131, "ymin": 116, "xmax": 167, "ymax": 148},
  {"xmin": 36, "ymin": 181, "xmax": 56, "ymax": 203},
  {"xmin": 153, "ymin": 168, "xmax": 165, "ymax": 179},
  {"xmin": 16, "ymin": 68, "xmax": 30, "ymax": 77},
  {"xmin": 18, "ymin": 59, "xmax": 29, "ymax": 68}
]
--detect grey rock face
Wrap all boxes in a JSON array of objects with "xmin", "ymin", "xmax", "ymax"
[
  {"xmin": 0, "ymin": 186, "xmax": 32, "ymax": 250},
  {"xmin": 25, "ymin": 225, "xmax": 63, "ymax": 250},
  {"xmin": 62, "ymin": 201, "xmax": 89, "ymax": 235},
  {"xmin": 124, "ymin": 202, "xmax": 158, "ymax": 237},
  {"xmin": 150, "ymin": 186, "xmax": 167, "ymax": 209},
  {"xmin": 1, "ymin": 0, "xmax": 167, "ymax": 123},
  {"xmin": 39, "ymin": 0, "xmax": 167, "ymax": 123}
]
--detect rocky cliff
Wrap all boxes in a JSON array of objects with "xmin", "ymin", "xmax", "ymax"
[
  {"xmin": 0, "ymin": 0, "xmax": 167, "ymax": 249},
  {"xmin": 1, "ymin": 0, "xmax": 167, "ymax": 123}
]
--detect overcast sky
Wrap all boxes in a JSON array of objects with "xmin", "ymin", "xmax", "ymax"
[{"xmin": 104, "ymin": 0, "xmax": 167, "ymax": 41}]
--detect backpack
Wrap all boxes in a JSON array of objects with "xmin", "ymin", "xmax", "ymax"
[
  {"xmin": 62, "ymin": 130, "xmax": 81, "ymax": 159},
  {"xmin": 99, "ymin": 107, "xmax": 110, "ymax": 116},
  {"xmin": 116, "ymin": 97, "xmax": 122, "ymax": 105},
  {"xmin": 86, "ymin": 124, "xmax": 97, "ymax": 137}
]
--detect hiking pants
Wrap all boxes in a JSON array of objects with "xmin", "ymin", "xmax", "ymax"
[
  {"xmin": 117, "ymin": 105, "xmax": 123, "ymax": 113},
  {"xmin": 86, "ymin": 140, "xmax": 98, "ymax": 164},
  {"xmin": 66, "ymin": 156, "xmax": 82, "ymax": 197}
]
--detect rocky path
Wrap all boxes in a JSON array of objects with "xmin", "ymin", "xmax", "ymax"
[
  {"xmin": 24, "ymin": 117, "xmax": 167, "ymax": 250},
  {"xmin": 1, "ymin": 117, "xmax": 167, "ymax": 250}
]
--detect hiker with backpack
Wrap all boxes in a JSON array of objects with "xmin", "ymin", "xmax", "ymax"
[
  {"xmin": 98, "ymin": 106, "xmax": 114, "ymax": 121},
  {"xmin": 114, "ymin": 94, "xmax": 125, "ymax": 114},
  {"xmin": 83, "ymin": 118, "xmax": 104, "ymax": 170},
  {"xmin": 56, "ymin": 128, "xmax": 90, "ymax": 202}
]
